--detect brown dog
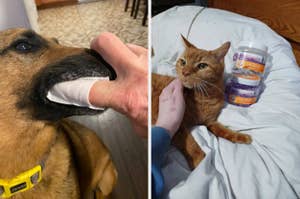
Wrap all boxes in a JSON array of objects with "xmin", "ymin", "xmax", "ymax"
[{"xmin": 0, "ymin": 28, "xmax": 117, "ymax": 199}]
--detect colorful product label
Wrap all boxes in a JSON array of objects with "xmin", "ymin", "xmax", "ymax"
[
  {"xmin": 233, "ymin": 88, "xmax": 256, "ymax": 96},
  {"xmin": 234, "ymin": 52, "xmax": 266, "ymax": 74},
  {"xmin": 229, "ymin": 95, "xmax": 257, "ymax": 105},
  {"xmin": 234, "ymin": 74, "xmax": 261, "ymax": 81},
  {"xmin": 236, "ymin": 60, "xmax": 265, "ymax": 73},
  {"xmin": 235, "ymin": 52, "xmax": 265, "ymax": 64}
]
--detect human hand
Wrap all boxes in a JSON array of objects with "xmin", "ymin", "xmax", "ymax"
[
  {"xmin": 89, "ymin": 32, "xmax": 148, "ymax": 138},
  {"xmin": 155, "ymin": 79, "xmax": 185, "ymax": 137}
]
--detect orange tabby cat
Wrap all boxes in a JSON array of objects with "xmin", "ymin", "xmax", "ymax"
[{"xmin": 152, "ymin": 36, "xmax": 252, "ymax": 169}]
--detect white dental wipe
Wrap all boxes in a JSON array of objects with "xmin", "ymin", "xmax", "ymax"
[{"xmin": 47, "ymin": 76, "xmax": 109, "ymax": 110}]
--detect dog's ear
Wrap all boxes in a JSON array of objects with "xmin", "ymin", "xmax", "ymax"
[{"xmin": 60, "ymin": 119, "xmax": 117, "ymax": 198}]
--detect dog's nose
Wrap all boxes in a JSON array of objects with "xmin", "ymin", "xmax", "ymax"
[
  {"xmin": 84, "ymin": 48, "xmax": 117, "ymax": 80},
  {"xmin": 85, "ymin": 48, "xmax": 100, "ymax": 58}
]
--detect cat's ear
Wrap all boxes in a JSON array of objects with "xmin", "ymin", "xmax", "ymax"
[
  {"xmin": 181, "ymin": 34, "xmax": 196, "ymax": 48},
  {"xmin": 211, "ymin": 42, "xmax": 231, "ymax": 61}
]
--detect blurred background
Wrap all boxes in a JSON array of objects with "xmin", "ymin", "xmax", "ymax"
[
  {"xmin": 0, "ymin": 0, "xmax": 147, "ymax": 46},
  {"xmin": 152, "ymin": 0, "xmax": 206, "ymax": 16},
  {"xmin": 0, "ymin": 0, "xmax": 147, "ymax": 198}
]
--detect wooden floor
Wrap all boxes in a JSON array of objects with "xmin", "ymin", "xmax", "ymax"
[{"xmin": 71, "ymin": 109, "xmax": 148, "ymax": 199}]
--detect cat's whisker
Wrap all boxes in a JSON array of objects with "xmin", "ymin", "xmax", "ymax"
[
  {"xmin": 201, "ymin": 79, "xmax": 224, "ymax": 95},
  {"xmin": 203, "ymin": 84, "xmax": 211, "ymax": 97},
  {"xmin": 192, "ymin": 77, "xmax": 209, "ymax": 98},
  {"xmin": 195, "ymin": 83, "xmax": 201, "ymax": 94},
  {"xmin": 197, "ymin": 84, "xmax": 207, "ymax": 97},
  {"xmin": 195, "ymin": 83, "xmax": 205, "ymax": 107},
  {"xmin": 195, "ymin": 83, "xmax": 202, "ymax": 95},
  {"xmin": 195, "ymin": 83, "xmax": 204, "ymax": 96},
  {"xmin": 199, "ymin": 84, "xmax": 209, "ymax": 97}
]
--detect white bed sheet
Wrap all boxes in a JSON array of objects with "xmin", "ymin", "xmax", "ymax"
[{"xmin": 152, "ymin": 6, "xmax": 300, "ymax": 199}]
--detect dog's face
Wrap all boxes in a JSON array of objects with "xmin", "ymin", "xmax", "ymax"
[{"xmin": 0, "ymin": 28, "xmax": 116, "ymax": 122}]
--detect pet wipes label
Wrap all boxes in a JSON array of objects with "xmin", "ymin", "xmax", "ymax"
[
  {"xmin": 229, "ymin": 95, "xmax": 257, "ymax": 105},
  {"xmin": 236, "ymin": 60, "xmax": 265, "ymax": 73}
]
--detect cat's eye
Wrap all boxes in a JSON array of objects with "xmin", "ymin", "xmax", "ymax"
[
  {"xmin": 197, "ymin": 63, "xmax": 208, "ymax": 69},
  {"xmin": 179, "ymin": 58, "xmax": 186, "ymax": 66}
]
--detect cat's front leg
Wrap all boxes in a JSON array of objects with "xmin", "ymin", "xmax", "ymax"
[
  {"xmin": 207, "ymin": 122, "xmax": 252, "ymax": 144},
  {"xmin": 172, "ymin": 126, "xmax": 205, "ymax": 169}
]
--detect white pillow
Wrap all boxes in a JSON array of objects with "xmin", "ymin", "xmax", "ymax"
[{"xmin": 152, "ymin": 6, "xmax": 300, "ymax": 199}]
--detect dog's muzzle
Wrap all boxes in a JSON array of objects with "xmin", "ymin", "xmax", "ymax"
[{"xmin": 18, "ymin": 49, "xmax": 116, "ymax": 121}]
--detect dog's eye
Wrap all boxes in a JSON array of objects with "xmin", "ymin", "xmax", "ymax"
[
  {"xmin": 197, "ymin": 63, "xmax": 208, "ymax": 69},
  {"xmin": 15, "ymin": 42, "xmax": 33, "ymax": 52}
]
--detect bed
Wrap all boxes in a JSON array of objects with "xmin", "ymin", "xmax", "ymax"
[
  {"xmin": 208, "ymin": 0, "xmax": 300, "ymax": 66},
  {"xmin": 152, "ymin": 1, "xmax": 300, "ymax": 199}
]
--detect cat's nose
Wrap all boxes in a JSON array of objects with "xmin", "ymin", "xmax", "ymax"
[{"xmin": 182, "ymin": 70, "xmax": 191, "ymax": 76}]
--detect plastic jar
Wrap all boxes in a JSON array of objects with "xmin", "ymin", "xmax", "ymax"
[
  {"xmin": 226, "ymin": 41, "xmax": 268, "ymax": 107},
  {"xmin": 232, "ymin": 41, "xmax": 268, "ymax": 76},
  {"xmin": 226, "ymin": 74, "xmax": 261, "ymax": 107}
]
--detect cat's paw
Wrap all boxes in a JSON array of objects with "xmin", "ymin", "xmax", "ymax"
[{"xmin": 236, "ymin": 133, "xmax": 252, "ymax": 144}]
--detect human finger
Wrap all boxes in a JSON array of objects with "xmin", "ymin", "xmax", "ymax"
[
  {"xmin": 89, "ymin": 80, "xmax": 117, "ymax": 108},
  {"xmin": 160, "ymin": 80, "xmax": 176, "ymax": 98},
  {"xmin": 173, "ymin": 79, "xmax": 185, "ymax": 104},
  {"xmin": 126, "ymin": 43, "xmax": 148, "ymax": 57},
  {"xmin": 173, "ymin": 79, "xmax": 183, "ymax": 95},
  {"xmin": 90, "ymin": 32, "xmax": 137, "ymax": 74}
]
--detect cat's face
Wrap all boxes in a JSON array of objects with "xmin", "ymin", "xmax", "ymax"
[{"xmin": 176, "ymin": 36, "xmax": 230, "ymax": 89}]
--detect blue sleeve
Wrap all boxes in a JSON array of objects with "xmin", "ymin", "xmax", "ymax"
[{"xmin": 152, "ymin": 126, "xmax": 171, "ymax": 199}]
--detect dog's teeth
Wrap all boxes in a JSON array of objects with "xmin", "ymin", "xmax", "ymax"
[{"xmin": 47, "ymin": 76, "xmax": 109, "ymax": 110}]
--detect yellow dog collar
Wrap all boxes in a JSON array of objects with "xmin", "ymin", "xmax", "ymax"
[{"xmin": 0, "ymin": 165, "xmax": 42, "ymax": 198}]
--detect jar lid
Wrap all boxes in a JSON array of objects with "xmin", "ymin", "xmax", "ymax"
[
  {"xmin": 233, "ymin": 74, "xmax": 261, "ymax": 86},
  {"xmin": 238, "ymin": 41, "xmax": 268, "ymax": 52}
]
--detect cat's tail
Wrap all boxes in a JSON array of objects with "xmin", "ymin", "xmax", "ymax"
[{"xmin": 207, "ymin": 122, "xmax": 252, "ymax": 144}]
